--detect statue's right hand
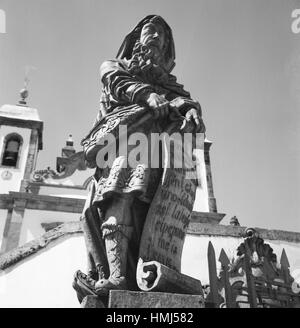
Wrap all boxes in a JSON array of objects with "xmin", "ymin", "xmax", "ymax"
[{"xmin": 146, "ymin": 93, "xmax": 169, "ymax": 119}]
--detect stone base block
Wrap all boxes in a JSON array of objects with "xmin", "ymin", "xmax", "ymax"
[
  {"xmin": 81, "ymin": 296, "xmax": 106, "ymax": 308},
  {"xmin": 108, "ymin": 290, "xmax": 205, "ymax": 308}
]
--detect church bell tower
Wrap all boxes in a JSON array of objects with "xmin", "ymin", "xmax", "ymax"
[{"xmin": 0, "ymin": 89, "xmax": 43, "ymax": 193}]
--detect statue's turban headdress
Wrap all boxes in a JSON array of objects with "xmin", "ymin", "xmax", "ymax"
[{"xmin": 116, "ymin": 15, "xmax": 176, "ymax": 73}]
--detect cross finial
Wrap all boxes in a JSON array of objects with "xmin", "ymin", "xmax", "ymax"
[{"xmin": 18, "ymin": 66, "xmax": 37, "ymax": 106}]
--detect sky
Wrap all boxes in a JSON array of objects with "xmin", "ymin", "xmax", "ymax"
[{"xmin": 0, "ymin": 0, "xmax": 299, "ymax": 232}]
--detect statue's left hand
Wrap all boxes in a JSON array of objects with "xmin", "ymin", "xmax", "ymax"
[
  {"xmin": 169, "ymin": 97, "xmax": 202, "ymax": 115},
  {"xmin": 169, "ymin": 97, "xmax": 205, "ymax": 133},
  {"xmin": 184, "ymin": 107, "xmax": 205, "ymax": 133}
]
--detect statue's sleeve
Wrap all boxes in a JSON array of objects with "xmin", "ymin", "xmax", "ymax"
[{"xmin": 100, "ymin": 60, "xmax": 154, "ymax": 105}]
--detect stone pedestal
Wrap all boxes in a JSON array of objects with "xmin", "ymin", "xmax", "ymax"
[
  {"xmin": 81, "ymin": 291, "xmax": 205, "ymax": 308},
  {"xmin": 108, "ymin": 290, "xmax": 205, "ymax": 308}
]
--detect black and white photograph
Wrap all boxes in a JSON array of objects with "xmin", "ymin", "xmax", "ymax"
[{"xmin": 0, "ymin": 0, "xmax": 299, "ymax": 311}]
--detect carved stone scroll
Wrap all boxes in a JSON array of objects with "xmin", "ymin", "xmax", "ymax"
[
  {"xmin": 138, "ymin": 169, "xmax": 196, "ymax": 271},
  {"xmin": 136, "ymin": 258, "xmax": 203, "ymax": 295},
  {"xmin": 138, "ymin": 122, "xmax": 202, "ymax": 273}
]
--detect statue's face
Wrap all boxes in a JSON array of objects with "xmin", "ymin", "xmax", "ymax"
[{"xmin": 140, "ymin": 21, "xmax": 166, "ymax": 54}]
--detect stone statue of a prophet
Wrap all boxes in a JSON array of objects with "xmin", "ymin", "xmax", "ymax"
[{"xmin": 73, "ymin": 15, "xmax": 206, "ymax": 302}]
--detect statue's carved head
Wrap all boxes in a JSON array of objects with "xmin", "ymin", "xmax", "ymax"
[
  {"xmin": 140, "ymin": 17, "xmax": 167, "ymax": 60},
  {"xmin": 117, "ymin": 15, "xmax": 176, "ymax": 73}
]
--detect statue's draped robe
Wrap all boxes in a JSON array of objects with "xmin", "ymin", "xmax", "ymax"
[{"xmin": 81, "ymin": 58, "xmax": 194, "ymax": 289}]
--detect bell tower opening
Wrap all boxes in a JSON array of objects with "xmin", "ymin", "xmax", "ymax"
[{"xmin": 1, "ymin": 133, "xmax": 23, "ymax": 168}]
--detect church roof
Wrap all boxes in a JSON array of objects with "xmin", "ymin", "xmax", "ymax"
[{"xmin": 0, "ymin": 104, "xmax": 41, "ymax": 122}]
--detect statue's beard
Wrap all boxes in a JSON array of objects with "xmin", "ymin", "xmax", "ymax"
[{"xmin": 128, "ymin": 41, "xmax": 168, "ymax": 85}]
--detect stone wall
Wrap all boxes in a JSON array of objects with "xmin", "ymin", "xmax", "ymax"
[{"xmin": 0, "ymin": 221, "xmax": 299, "ymax": 307}]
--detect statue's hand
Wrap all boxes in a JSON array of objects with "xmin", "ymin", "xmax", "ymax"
[
  {"xmin": 170, "ymin": 97, "xmax": 202, "ymax": 116},
  {"xmin": 169, "ymin": 97, "xmax": 205, "ymax": 132},
  {"xmin": 185, "ymin": 107, "xmax": 205, "ymax": 133},
  {"xmin": 146, "ymin": 93, "xmax": 170, "ymax": 119}
]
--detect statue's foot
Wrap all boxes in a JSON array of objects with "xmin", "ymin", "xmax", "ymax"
[
  {"xmin": 95, "ymin": 276, "xmax": 127, "ymax": 296},
  {"xmin": 72, "ymin": 270, "xmax": 98, "ymax": 302},
  {"xmin": 87, "ymin": 270, "xmax": 99, "ymax": 281}
]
